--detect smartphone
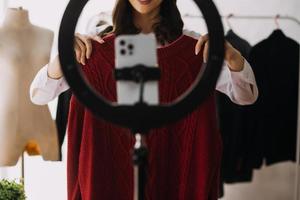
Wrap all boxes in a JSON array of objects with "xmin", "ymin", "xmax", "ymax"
[{"xmin": 115, "ymin": 33, "xmax": 159, "ymax": 105}]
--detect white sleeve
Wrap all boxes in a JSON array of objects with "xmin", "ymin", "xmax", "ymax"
[
  {"xmin": 216, "ymin": 60, "xmax": 258, "ymax": 105},
  {"xmin": 183, "ymin": 29, "xmax": 201, "ymax": 38},
  {"xmin": 30, "ymin": 65, "xmax": 70, "ymax": 105},
  {"xmin": 183, "ymin": 29, "xmax": 258, "ymax": 105}
]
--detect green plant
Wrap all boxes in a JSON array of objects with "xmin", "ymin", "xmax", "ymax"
[{"xmin": 0, "ymin": 179, "xmax": 26, "ymax": 200}]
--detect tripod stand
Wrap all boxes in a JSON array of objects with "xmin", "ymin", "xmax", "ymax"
[
  {"xmin": 115, "ymin": 64, "xmax": 160, "ymax": 200},
  {"xmin": 133, "ymin": 133, "xmax": 148, "ymax": 200}
]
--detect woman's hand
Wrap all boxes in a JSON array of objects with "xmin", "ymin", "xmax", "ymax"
[
  {"xmin": 195, "ymin": 33, "xmax": 245, "ymax": 72},
  {"xmin": 74, "ymin": 33, "xmax": 105, "ymax": 65},
  {"xmin": 47, "ymin": 33, "xmax": 104, "ymax": 79}
]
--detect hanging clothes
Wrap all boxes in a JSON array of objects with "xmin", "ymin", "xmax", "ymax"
[
  {"xmin": 216, "ymin": 30, "xmax": 254, "ymax": 197},
  {"xmin": 247, "ymin": 29, "xmax": 299, "ymax": 167},
  {"xmin": 56, "ymin": 89, "xmax": 72, "ymax": 160}
]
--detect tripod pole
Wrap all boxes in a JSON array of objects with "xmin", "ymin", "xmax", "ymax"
[{"xmin": 133, "ymin": 133, "xmax": 148, "ymax": 200}]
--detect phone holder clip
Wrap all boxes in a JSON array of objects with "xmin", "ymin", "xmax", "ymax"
[{"xmin": 114, "ymin": 64, "xmax": 160, "ymax": 82}]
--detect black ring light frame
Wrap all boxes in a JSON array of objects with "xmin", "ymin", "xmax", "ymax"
[{"xmin": 58, "ymin": 0, "xmax": 225, "ymax": 133}]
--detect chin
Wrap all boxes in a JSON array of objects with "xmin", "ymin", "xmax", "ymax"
[
  {"xmin": 135, "ymin": 7, "xmax": 155, "ymax": 14},
  {"xmin": 129, "ymin": 0, "xmax": 162, "ymax": 15}
]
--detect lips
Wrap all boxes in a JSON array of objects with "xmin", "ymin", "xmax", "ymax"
[{"xmin": 137, "ymin": 0, "xmax": 152, "ymax": 5}]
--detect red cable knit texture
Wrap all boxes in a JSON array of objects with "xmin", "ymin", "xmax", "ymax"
[{"xmin": 67, "ymin": 34, "xmax": 222, "ymax": 200}]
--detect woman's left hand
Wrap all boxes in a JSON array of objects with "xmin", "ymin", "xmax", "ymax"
[{"xmin": 195, "ymin": 33, "xmax": 245, "ymax": 72}]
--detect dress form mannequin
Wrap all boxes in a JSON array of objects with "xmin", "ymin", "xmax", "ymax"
[{"xmin": 0, "ymin": 8, "xmax": 59, "ymax": 166}]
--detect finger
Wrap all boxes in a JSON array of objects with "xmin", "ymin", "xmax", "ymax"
[
  {"xmin": 195, "ymin": 34, "xmax": 209, "ymax": 55},
  {"xmin": 80, "ymin": 46, "xmax": 86, "ymax": 65},
  {"xmin": 224, "ymin": 41, "xmax": 235, "ymax": 60},
  {"xmin": 203, "ymin": 41, "xmax": 209, "ymax": 63},
  {"xmin": 83, "ymin": 37, "xmax": 92, "ymax": 59},
  {"xmin": 224, "ymin": 41, "xmax": 232, "ymax": 52},
  {"xmin": 74, "ymin": 46, "xmax": 81, "ymax": 64},
  {"xmin": 75, "ymin": 34, "xmax": 92, "ymax": 59},
  {"xmin": 75, "ymin": 38, "xmax": 86, "ymax": 63},
  {"xmin": 75, "ymin": 38, "xmax": 86, "ymax": 65},
  {"xmin": 92, "ymin": 35, "xmax": 105, "ymax": 44}
]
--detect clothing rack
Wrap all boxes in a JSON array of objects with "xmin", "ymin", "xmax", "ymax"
[
  {"xmin": 186, "ymin": 12, "xmax": 300, "ymax": 200},
  {"xmin": 183, "ymin": 13, "xmax": 300, "ymax": 26},
  {"xmin": 91, "ymin": 12, "xmax": 300, "ymax": 26},
  {"xmin": 184, "ymin": 13, "xmax": 300, "ymax": 200}
]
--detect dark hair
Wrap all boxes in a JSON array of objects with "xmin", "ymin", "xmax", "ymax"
[{"xmin": 100, "ymin": 0, "xmax": 183, "ymax": 45}]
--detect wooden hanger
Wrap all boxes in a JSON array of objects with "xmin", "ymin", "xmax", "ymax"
[
  {"xmin": 226, "ymin": 13, "xmax": 233, "ymax": 30},
  {"xmin": 274, "ymin": 14, "xmax": 280, "ymax": 29}
]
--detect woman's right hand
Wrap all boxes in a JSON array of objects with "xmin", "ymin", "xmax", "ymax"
[
  {"xmin": 74, "ymin": 33, "xmax": 105, "ymax": 65},
  {"xmin": 47, "ymin": 33, "xmax": 104, "ymax": 79}
]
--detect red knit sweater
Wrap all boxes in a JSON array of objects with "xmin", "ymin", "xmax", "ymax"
[{"xmin": 67, "ymin": 34, "xmax": 222, "ymax": 200}]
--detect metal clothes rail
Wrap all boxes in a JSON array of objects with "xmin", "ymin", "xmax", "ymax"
[{"xmin": 183, "ymin": 13, "xmax": 300, "ymax": 26}]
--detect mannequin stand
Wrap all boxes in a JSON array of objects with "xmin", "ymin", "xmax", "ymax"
[{"xmin": 21, "ymin": 153, "xmax": 24, "ymax": 186}]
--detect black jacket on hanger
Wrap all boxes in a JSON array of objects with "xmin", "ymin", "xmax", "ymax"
[
  {"xmin": 217, "ymin": 30, "xmax": 254, "ymax": 198},
  {"xmin": 247, "ymin": 29, "xmax": 299, "ymax": 167},
  {"xmin": 217, "ymin": 30, "xmax": 253, "ymax": 185},
  {"xmin": 56, "ymin": 89, "xmax": 72, "ymax": 160}
]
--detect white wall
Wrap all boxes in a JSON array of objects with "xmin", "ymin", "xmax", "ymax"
[
  {"xmin": 0, "ymin": 0, "xmax": 299, "ymax": 199},
  {"xmin": 178, "ymin": 0, "xmax": 300, "ymax": 43}
]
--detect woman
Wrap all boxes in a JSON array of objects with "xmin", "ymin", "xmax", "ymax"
[{"xmin": 30, "ymin": 0, "xmax": 258, "ymax": 199}]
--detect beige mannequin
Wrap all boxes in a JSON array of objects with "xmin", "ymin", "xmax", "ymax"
[{"xmin": 0, "ymin": 7, "xmax": 59, "ymax": 166}]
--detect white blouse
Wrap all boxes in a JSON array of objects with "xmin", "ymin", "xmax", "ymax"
[
  {"xmin": 30, "ymin": 32, "xmax": 258, "ymax": 106},
  {"xmin": 30, "ymin": 59, "xmax": 258, "ymax": 106}
]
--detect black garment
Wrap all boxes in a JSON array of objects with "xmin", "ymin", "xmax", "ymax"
[
  {"xmin": 226, "ymin": 30, "xmax": 252, "ymax": 60},
  {"xmin": 247, "ymin": 29, "xmax": 299, "ymax": 167},
  {"xmin": 218, "ymin": 30, "xmax": 253, "ymax": 183},
  {"xmin": 217, "ymin": 30, "xmax": 253, "ymax": 198},
  {"xmin": 55, "ymin": 89, "xmax": 72, "ymax": 160}
]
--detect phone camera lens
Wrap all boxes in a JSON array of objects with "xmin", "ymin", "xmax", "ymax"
[
  {"xmin": 120, "ymin": 40, "xmax": 126, "ymax": 46},
  {"xmin": 120, "ymin": 49, "xmax": 126, "ymax": 55},
  {"xmin": 128, "ymin": 44, "xmax": 134, "ymax": 50}
]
